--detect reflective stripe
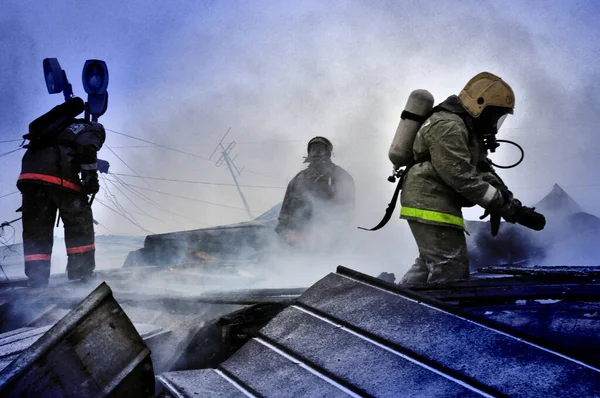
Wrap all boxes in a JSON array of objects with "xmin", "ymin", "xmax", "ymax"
[
  {"xmin": 25, "ymin": 254, "xmax": 51, "ymax": 261},
  {"xmin": 66, "ymin": 244, "xmax": 95, "ymax": 255},
  {"xmin": 481, "ymin": 185, "xmax": 498, "ymax": 207},
  {"xmin": 80, "ymin": 163, "xmax": 97, "ymax": 170},
  {"xmin": 400, "ymin": 206, "xmax": 465, "ymax": 229},
  {"xmin": 18, "ymin": 173, "xmax": 82, "ymax": 192}
]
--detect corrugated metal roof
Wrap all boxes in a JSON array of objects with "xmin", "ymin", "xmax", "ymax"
[{"xmin": 160, "ymin": 267, "xmax": 600, "ymax": 397}]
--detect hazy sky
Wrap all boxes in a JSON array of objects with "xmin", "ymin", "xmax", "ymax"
[{"xmin": 1, "ymin": 0, "xmax": 599, "ymax": 253}]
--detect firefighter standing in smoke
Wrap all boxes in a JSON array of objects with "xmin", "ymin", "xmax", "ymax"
[
  {"xmin": 17, "ymin": 97, "xmax": 105, "ymax": 287},
  {"xmin": 397, "ymin": 72, "xmax": 545, "ymax": 284},
  {"xmin": 276, "ymin": 136, "xmax": 355, "ymax": 247}
]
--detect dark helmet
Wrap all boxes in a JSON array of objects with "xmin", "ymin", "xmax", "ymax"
[{"xmin": 307, "ymin": 136, "xmax": 333, "ymax": 153}]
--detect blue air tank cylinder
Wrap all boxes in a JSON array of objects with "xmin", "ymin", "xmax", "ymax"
[{"xmin": 388, "ymin": 89, "xmax": 435, "ymax": 169}]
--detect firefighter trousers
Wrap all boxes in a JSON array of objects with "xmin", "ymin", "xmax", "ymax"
[
  {"xmin": 400, "ymin": 220, "xmax": 470, "ymax": 284},
  {"xmin": 21, "ymin": 184, "xmax": 95, "ymax": 283}
]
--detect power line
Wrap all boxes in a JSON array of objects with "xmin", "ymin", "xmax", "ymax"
[
  {"xmin": 103, "ymin": 176, "xmax": 258, "ymax": 212},
  {"xmin": 242, "ymin": 168, "xmax": 286, "ymax": 180},
  {"xmin": 102, "ymin": 176, "xmax": 165, "ymax": 223},
  {"xmin": 94, "ymin": 221, "xmax": 114, "ymax": 234},
  {"xmin": 99, "ymin": 178, "xmax": 149, "ymax": 232},
  {"xmin": 0, "ymin": 148, "xmax": 22, "ymax": 158},
  {"xmin": 106, "ymin": 128, "xmax": 214, "ymax": 162},
  {"xmin": 109, "ymin": 172, "xmax": 286, "ymax": 189},
  {"xmin": 105, "ymin": 127, "xmax": 283, "ymax": 181},
  {"xmin": 110, "ymin": 174, "xmax": 195, "ymax": 222},
  {"xmin": 104, "ymin": 145, "xmax": 151, "ymax": 186},
  {"xmin": 94, "ymin": 197, "xmax": 154, "ymax": 234},
  {"xmin": 109, "ymin": 139, "xmax": 307, "ymax": 149},
  {"xmin": 0, "ymin": 191, "xmax": 18, "ymax": 199},
  {"xmin": 100, "ymin": 175, "xmax": 213, "ymax": 229},
  {"xmin": 0, "ymin": 139, "xmax": 22, "ymax": 144}
]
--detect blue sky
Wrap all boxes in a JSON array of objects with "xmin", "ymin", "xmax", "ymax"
[{"xmin": 1, "ymin": 0, "xmax": 599, "ymax": 244}]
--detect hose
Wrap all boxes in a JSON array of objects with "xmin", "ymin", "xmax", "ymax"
[{"xmin": 490, "ymin": 139, "xmax": 524, "ymax": 169}]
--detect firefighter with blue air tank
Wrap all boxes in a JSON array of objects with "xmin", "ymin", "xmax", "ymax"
[{"xmin": 17, "ymin": 58, "xmax": 109, "ymax": 287}]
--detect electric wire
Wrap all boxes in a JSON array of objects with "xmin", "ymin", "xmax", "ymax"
[
  {"xmin": 102, "ymin": 176, "xmax": 165, "ymax": 223},
  {"xmin": 109, "ymin": 174, "xmax": 209, "ymax": 226},
  {"xmin": 99, "ymin": 179, "xmax": 153, "ymax": 234},
  {"xmin": 95, "ymin": 221, "xmax": 115, "ymax": 234},
  {"xmin": 94, "ymin": 197, "xmax": 154, "ymax": 234},
  {"xmin": 99, "ymin": 177, "xmax": 150, "ymax": 233},
  {"xmin": 0, "ymin": 139, "xmax": 22, "ymax": 144},
  {"xmin": 241, "ymin": 168, "xmax": 284, "ymax": 180},
  {"xmin": 109, "ymin": 172, "xmax": 286, "ymax": 189},
  {"xmin": 111, "ymin": 174, "xmax": 182, "ymax": 218},
  {"xmin": 106, "ymin": 129, "xmax": 213, "ymax": 162},
  {"xmin": 109, "ymin": 139, "xmax": 307, "ymax": 149},
  {"xmin": 103, "ymin": 176, "xmax": 258, "ymax": 212},
  {"xmin": 105, "ymin": 127, "xmax": 284, "ymax": 181},
  {"xmin": 101, "ymin": 177, "xmax": 129, "ymax": 218},
  {"xmin": 0, "ymin": 148, "xmax": 22, "ymax": 158},
  {"xmin": 104, "ymin": 145, "xmax": 151, "ymax": 186},
  {"xmin": 0, "ymin": 223, "xmax": 18, "ymax": 281},
  {"xmin": 0, "ymin": 191, "xmax": 18, "ymax": 199}
]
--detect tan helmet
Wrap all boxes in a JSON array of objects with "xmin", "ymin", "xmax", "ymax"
[{"xmin": 458, "ymin": 72, "xmax": 515, "ymax": 117}]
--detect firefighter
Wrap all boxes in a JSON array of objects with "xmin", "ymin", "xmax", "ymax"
[
  {"xmin": 17, "ymin": 98, "xmax": 105, "ymax": 287},
  {"xmin": 275, "ymin": 136, "xmax": 355, "ymax": 249},
  {"xmin": 399, "ymin": 72, "xmax": 545, "ymax": 284}
]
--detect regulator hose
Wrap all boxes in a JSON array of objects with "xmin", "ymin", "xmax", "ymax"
[{"xmin": 490, "ymin": 139, "xmax": 524, "ymax": 169}]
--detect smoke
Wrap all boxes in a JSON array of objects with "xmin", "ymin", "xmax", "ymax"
[
  {"xmin": 467, "ymin": 184, "xmax": 600, "ymax": 270},
  {"xmin": 1, "ymin": 1, "xmax": 600, "ymax": 285}
]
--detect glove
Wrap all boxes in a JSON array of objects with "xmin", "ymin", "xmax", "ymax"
[
  {"xmin": 479, "ymin": 209, "xmax": 502, "ymax": 236},
  {"xmin": 497, "ymin": 197, "xmax": 523, "ymax": 223},
  {"xmin": 81, "ymin": 170, "xmax": 99, "ymax": 194},
  {"xmin": 515, "ymin": 206, "xmax": 546, "ymax": 231},
  {"xmin": 496, "ymin": 199, "xmax": 546, "ymax": 231},
  {"xmin": 97, "ymin": 159, "xmax": 110, "ymax": 174},
  {"xmin": 498, "ymin": 186, "xmax": 513, "ymax": 202}
]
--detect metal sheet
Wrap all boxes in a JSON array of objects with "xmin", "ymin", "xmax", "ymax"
[
  {"xmin": 298, "ymin": 272, "xmax": 600, "ymax": 398},
  {"xmin": 0, "ymin": 282, "xmax": 154, "ymax": 397},
  {"xmin": 157, "ymin": 369, "xmax": 250, "ymax": 398},
  {"xmin": 220, "ymin": 339, "xmax": 351, "ymax": 398},
  {"xmin": 261, "ymin": 306, "xmax": 482, "ymax": 398}
]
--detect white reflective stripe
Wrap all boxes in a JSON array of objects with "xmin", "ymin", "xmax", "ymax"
[
  {"xmin": 80, "ymin": 163, "xmax": 97, "ymax": 170},
  {"xmin": 480, "ymin": 185, "xmax": 498, "ymax": 206},
  {"xmin": 67, "ymin": 123, "xmax": 86, "ymax": 135}
]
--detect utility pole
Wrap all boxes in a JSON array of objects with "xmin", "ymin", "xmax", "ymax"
[{"xmin": 210, "ymin": 128, "xmax": 253, "ymax": 220}]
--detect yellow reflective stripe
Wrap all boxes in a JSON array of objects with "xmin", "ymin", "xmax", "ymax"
[{"xmin": 400, "ymin": 206, "xmax": 465, "ymax": 228}]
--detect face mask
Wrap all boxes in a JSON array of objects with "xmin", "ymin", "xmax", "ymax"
[
  {"xmin": 307, "ymin": 143, "xmax": 332, "ymax": 162},
  {"xmin": 473, "ymin": 107, "xmax": 510, "ymax": 152}
]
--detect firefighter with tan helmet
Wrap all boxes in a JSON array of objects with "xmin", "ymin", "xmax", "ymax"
[
  {"xmin": 394, "ymin": 72, "xmax": 546, "ymax": 284},
  {"xmin": 276, "ymin": 136, "xmax": 355, "ymax": 249}
]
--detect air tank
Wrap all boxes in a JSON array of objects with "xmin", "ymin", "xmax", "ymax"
[{"xmin": 388, "ymin": 89, "xmax": 434, "ymax": 169}]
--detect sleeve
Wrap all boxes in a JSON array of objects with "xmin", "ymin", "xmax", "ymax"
[
  {"xmin": 74, "ymin": 121, "xmax": 106, "ymax": 170},
  {"xmin": 479, "ymin": 158, "xmax": 513, "ymax": 200},
  {"xmin": 426, "ymin": 120, "xmax": 502, "ymax": 209},
  {"xmin": 336, "ymin": 169, "xmax": 355, "ymax": 208},
  {"xmin": 275, "ymin": 174, "xmax": 302, "ymax": 233}
]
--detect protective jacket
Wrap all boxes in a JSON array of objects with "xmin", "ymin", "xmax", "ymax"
[
  {"xmin": 18, "ymin": 119, "xmax": 105, "ymax": 285},
  {"xmin": 400, "ymin": 96, "xmax": 506, "ymax": 230},
  {"xmin": 276, "ymin": 161, "xmax": 355, "ymax": 235},
  {"xmin": 17, "ymin": 119, "xmax": 106, "ymax": 192}
]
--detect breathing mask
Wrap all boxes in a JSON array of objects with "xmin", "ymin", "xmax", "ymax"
[{"xmin": 472, "ymin": 106, "xmax": 510, "ymax": 153}]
